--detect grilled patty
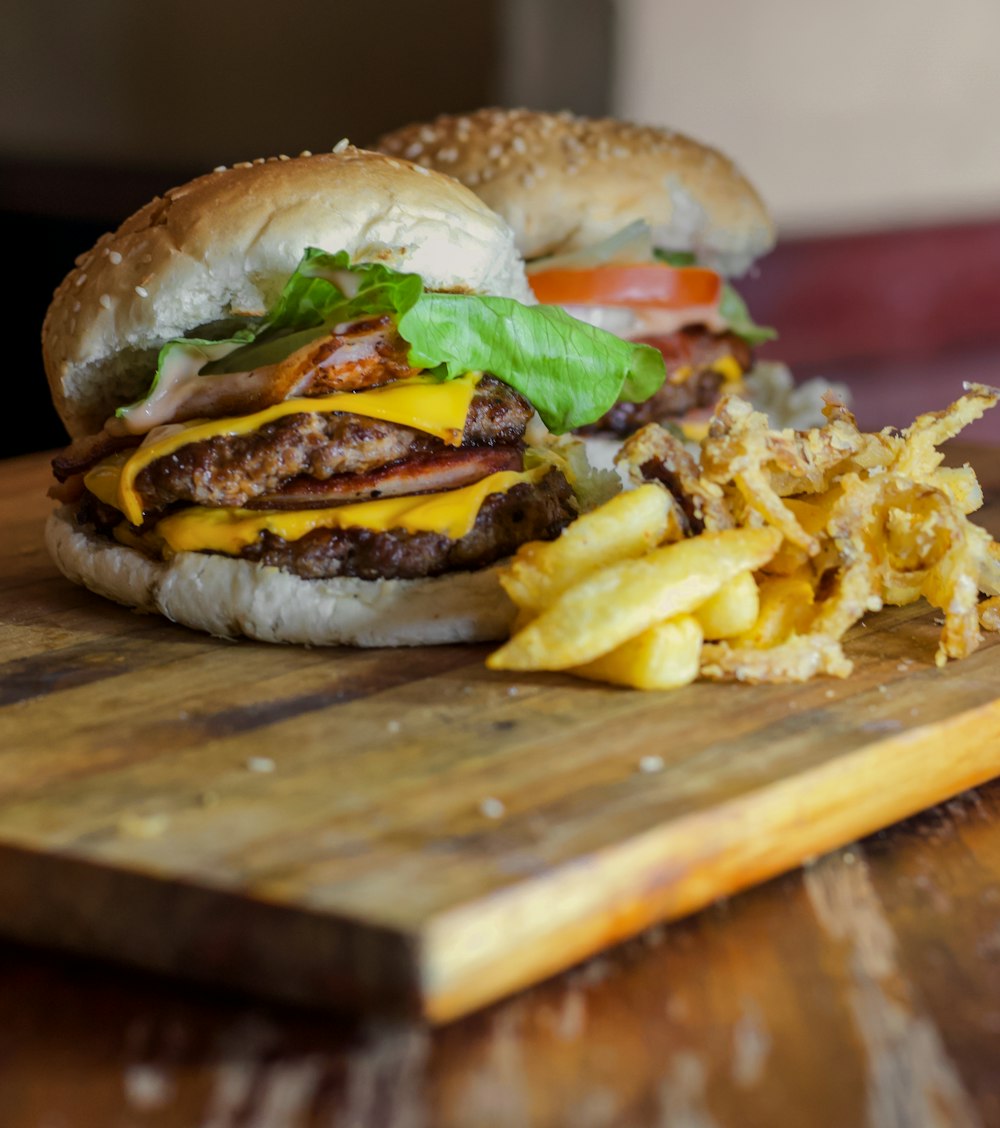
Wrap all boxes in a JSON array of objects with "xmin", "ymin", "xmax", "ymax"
[
  {"xmin": 76, "ymin": 468, "xmax": 575, "ymax": 581},
  {"xmin": 584, "ymin": 328, "xmax": 751, "ymax": 435},
  {"xmin": 133, "ymin": 376, "xmax": 533, "ymax": 511},
  {"xmin": 239, "ymin": 470, "xmax": 574, "ymax": 580}
]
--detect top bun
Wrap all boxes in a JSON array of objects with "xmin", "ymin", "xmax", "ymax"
[
  {"xmin": 377, "ymin": 109, "xmax": 775, "ymax": 277},
  {"xmin": 43, "ymin": 145, "xmax": 533, "ymax": 438}
]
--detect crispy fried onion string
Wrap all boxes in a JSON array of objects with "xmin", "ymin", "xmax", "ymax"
[{"xmin": 617, "ymin": 383, "xmax": 1000, "ymax": 683}]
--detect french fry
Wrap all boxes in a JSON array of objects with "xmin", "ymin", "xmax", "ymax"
[
  {"xmin": 735, "ymin": 575, "xmax": 815, "ymax": 648},
  {"xmin": 499, "ymin": 483, "xmax": 678, "ymax": 616},
  {"xmin": 572, "ymin": 615, "xmax": 703, "ymax": 690},
  {"xmin": 487, "ymin": 527, "xmax": 781, "ymax": 671},
  {"xmin": 694, "ymin": 571, "xmax": 759, "ymax": 640}
]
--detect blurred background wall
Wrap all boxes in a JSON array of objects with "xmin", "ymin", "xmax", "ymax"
[
  {"xmin": 614, "ymin": 0, "xmax": 1000, "ymax": 234},
  {"xmin": 3, "ymin": 0, "xmax": 999, "ymax": 455}
]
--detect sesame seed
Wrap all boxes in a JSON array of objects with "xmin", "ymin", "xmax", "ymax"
[
  {"xmin": 108, "ymin": 250, "xmax": 122, "ymax": 265},
  {"xmin": 479, "ymin": 797, "xmax": 505, "ymax": 819},
  {"xmin": 245, "ymin": 756, "xmax": 275, "ymax": 773},
  {"xmin": 487, "ymin": 143, "xmax": 503, "ymax": 160},
  {"xmin": 135, "ymin": 286, "xmax": 149, "ymax": 298},
  {"xmin": 299, "ymin": 149, "xmax": 313, "ymax": 157},
  {"xmin": 387, "ymin": 719, "xmax": 401, "ymax": 734},
  {"xmin": 413, "ymin": 164, "xmax": 431, "ymax": 176},
  {"xmin": 638, "ymin": 755, "xmax": 664, "ymax": 774},
  {"xmin": 99, "ymin": 294, "xmax": 112, "ymax": 310},
  {"xmin": 511, "ymin": 136, "xmax": 526, "ymax": 154},
  {"xmin": 405, "ymin": 141, "xmax": 423, "ymax": 159},
  {"xmin": 213, "ymin": 165, "xmax": 227, "ymax": 172},
  {"xmin": 72, "ymin": 301, "xmax": 80, "ymax": 313},
  {"xmin": 75, "ymin": 273, "xmax": 87, "ymax": 287},
  {"xmin": 332, "ymin": 137, "xmax": 349, "ymax": 153},
  {"xmin": 278, "ymin": 153, "xmax": 290, "ymax": 160}
]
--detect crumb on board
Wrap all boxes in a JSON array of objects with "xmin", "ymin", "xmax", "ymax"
[{"xmin": 118, "ymin": 812, "xmax": 170, "ymax": 839}]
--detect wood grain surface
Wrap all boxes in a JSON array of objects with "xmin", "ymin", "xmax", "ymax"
[
  {"xmin": 1, "ymin": 446, "xmax": 999, "ymax": 1025},
  {"xmin": 1, "ymin": 787, "xmax": 999, "ymax": 1128}
]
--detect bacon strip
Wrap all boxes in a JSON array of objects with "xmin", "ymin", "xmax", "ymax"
[
  {"xmin": 275, "ymin": 316, "xmax": 419, "ymax": 399},
  {"xmin": 246, "ymin": 447, "xmax": 524, "ymax": 510},
  {"xmin": 52, "ymin": 431, "xmax": 142, "ymax": 482},
  {"xmin": 108, "ymin": 317, "xmax": 420, "ymax": 436}
]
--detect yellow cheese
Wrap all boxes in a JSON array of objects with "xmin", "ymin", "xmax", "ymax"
[
  {"xmin": 667, "ymin": 365, "xmax": 693, "ymax": 387},
  {"xmin": 679, "ymin": 420, "xmax": 711, "ymax": 443},
  {"xmin": 711, "ymin": 355, "xmax": 744, "ymax": 384},
  {"xmin": 110, "ymin": 374, "xmax": 481, "ymax": 525},
  {"xmin": 83, "ymin": 452, "xmax": 131, "ymax": 508},
  {"xmin": 155, "ymin": 466, "xmax": 549, "ymax": 555}
]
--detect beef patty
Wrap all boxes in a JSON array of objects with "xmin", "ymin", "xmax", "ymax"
[
  {"xmin": 583, "ymin": 328, "xmax": 751, "ymax": 436},
  {"xmin": 239, "ymin": 470, "xmax": 575, "ymax": 580},
  {"xmin": 76, "ymin": 469, "xmax": 575, "ymax": 581},
  {"xmin": 134, "ymin": 376, "xmax": 532, "ymax": 511}
]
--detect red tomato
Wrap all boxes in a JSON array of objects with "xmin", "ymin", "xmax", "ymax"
[{"xmin": 528, "ymin": 264, "xmax": 722, "ymax": 309}]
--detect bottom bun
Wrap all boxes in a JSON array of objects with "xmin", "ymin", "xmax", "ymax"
[{"xmin": 45, "ymin": 506, "xmax": 517, "ymax": 647}]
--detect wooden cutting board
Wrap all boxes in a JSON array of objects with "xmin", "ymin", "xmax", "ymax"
[{"xmin": 2, "ymin": 446, "xmax": 999, "ymax": 1023}]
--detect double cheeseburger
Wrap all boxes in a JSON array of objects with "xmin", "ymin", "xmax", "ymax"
[
  {"xmin": 43, "ymin": 147, "xmax": 662, "ymax": 645},
  {"xmin": 378, "ymin": 109, "xmax": 777, "ymax": 439}
]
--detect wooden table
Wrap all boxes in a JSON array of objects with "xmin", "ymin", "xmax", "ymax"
[{"xmin": 2, "ymin": 446, "xmax": 1000, "ymax": 1127}]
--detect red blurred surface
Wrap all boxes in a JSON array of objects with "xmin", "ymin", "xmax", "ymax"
[{"xmin": 742, "ymin": 218, "xmax": 1000, "ymax": 445}]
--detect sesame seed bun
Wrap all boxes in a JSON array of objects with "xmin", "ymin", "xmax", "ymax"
[
  {"xmin": 43, "ymin": 146, "xmax": 533, "ymax": 439},
  {"xmin": 377, "ymin": 109, "xmax": 775, "ymax": 276}
]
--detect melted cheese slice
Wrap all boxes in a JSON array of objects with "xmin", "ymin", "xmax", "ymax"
[
  {"xmin": 711, "ymin": 355, "xmax": 744, "ymax": 384},
  {"xmin": 94, "ymin": 374, "xmax": 482, "ymax": 525},
  {"xmin": 155, "ymin": 467, "xmax": 549, "ymax": 555}
]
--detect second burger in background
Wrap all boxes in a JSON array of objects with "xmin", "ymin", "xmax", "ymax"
[{"xmin": 377, "ymin": 108, "xmax": 781, "ymax": 440}]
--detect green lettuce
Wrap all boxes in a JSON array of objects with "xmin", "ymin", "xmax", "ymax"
[
  {"xmin": 717, "ymin": 283, "xmax": 777, "ymax": 347},
  {"xmin": 126, "ymin": 248, "xmax": 665, "ymax": 434},
  {"xmin": 399, "ymin": 295, "xmax": 664, "ymax": 431},
  {"xmin": 653, "ymin": 249, "xmax": 776, "ymax": 347}
]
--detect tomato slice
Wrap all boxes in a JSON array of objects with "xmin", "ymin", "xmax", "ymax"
[{"xmin": 528, "ymin": 264, "xmax": 722, "ymax": 310}]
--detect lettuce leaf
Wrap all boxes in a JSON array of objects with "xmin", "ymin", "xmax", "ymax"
[
  {"xmin": 399, "ymin": 295, "xmax": 665, "ymax": 432},
  {"xmin": 717, "ymin": 283, "xmax": 777, "ymax": 347},
  {"xmin": 127, "ymin": 249, "xmax": 665, "ymax": 434},
  {"xmin": 203, "ymin": 249, "xmax": 424, "ymax": 374},
  {"xmin": 653, "ymin": 248, "xmax": 776, "ymax": 346}
]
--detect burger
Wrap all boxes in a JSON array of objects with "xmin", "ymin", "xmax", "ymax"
[
  {"xmin": 42, "ymin": 146, "xmax": 662, "ymax": 646},
  {"xmin": 377, "ymin": 109, "xmax": 778, "ymax": 441}
]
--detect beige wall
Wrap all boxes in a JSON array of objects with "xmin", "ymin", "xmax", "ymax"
[{"xmin": 613, "ymin": 0, "xmax": 1000, "ymax": 234}]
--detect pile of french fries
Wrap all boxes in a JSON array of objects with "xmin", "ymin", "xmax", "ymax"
[{"xmin": 489, "ymin": 384, "xmax": 1000, "ymax": 689}]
